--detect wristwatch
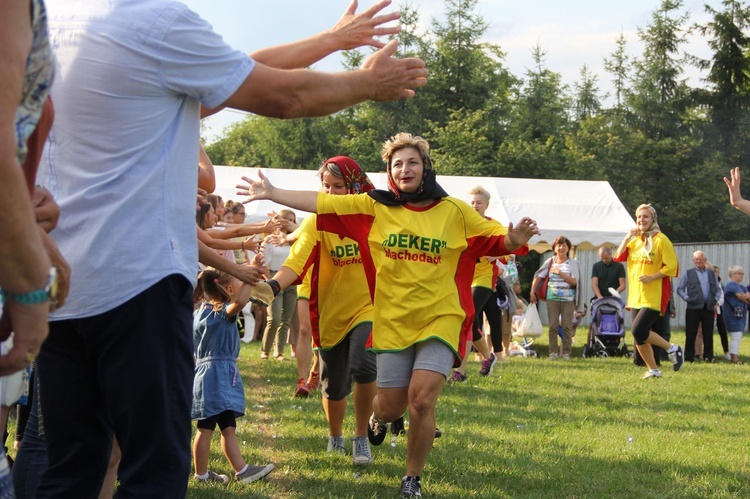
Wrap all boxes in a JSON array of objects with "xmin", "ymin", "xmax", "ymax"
[{"xmin": 0, "ymin": 267, "xmax": 58, "ymax": 305}]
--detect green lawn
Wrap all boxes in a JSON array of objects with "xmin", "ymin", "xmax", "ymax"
[{"xmin": 186, "ymin": 329, "xmax": 749, "ymax": 498}]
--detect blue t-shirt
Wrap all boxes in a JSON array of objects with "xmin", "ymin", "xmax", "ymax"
[{"xmin": 722, "ymin": 281, "xmax": 748, "ymax": 333}]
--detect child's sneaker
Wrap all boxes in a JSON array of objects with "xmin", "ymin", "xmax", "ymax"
[
  {"xmin": 448, "ymin": 371, "xmax": 467, "ymax": 383},
  {"xmin": 327, "ymin": 435, "xmax": 346, "ymax": 454},
  {"xmin": 642, "ymin": 369, "xmax": 663, "ymax": 379},
  {"xmin": 197, "ymin": 470, "xmax": 229, "ymax": 484},
  {"xmin": 668, "ymin": 344, "xmax": 684, "ymax": 372},
  {"xmin": 351, "ymin": 436, "xmax": 373, "ymax": 465},
  {"xmin": 400, "ymin": 475, "xmax": 422, "ymax": 497},
  {"xmin": 235, "ymin": 464, "xmax": 274, "ymax": 483}
]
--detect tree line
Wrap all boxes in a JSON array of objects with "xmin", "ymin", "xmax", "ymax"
[{"xmin": 206, "ymin": 0, "xmax": 750, "ymax": 243}]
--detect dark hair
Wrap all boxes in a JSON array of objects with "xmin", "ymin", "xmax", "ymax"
[
  {"xmin": 196, "ymin": 197, "xmax": 212, "ymax": 230},
  {"xmin": 552, "ymin": 236, "xmax": 572, "ymax": 256},
  {"xmin": 194, "ymin": 268, "xmax": 233, "ymax": 309}
]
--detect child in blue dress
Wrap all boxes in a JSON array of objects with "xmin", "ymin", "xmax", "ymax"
[{"xmin": 192, "ymin": 268, "xmax": 274, "ymax": 484}]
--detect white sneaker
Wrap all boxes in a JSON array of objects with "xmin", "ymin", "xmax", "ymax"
[
  {"xmin": 561, "ymin": 354, "xmax": 571, "ymax": 361},
  {"xmin": 548, "ymin": 353, "xmax": 559, "ymax": 360},
  {"xmin": 642, "ymin": 369, "xmax": 662, "ymax": 379}
]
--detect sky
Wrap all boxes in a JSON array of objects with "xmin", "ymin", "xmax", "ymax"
[{"xmin": 181, "ymin": 0, "xmax": 719, "ymax": 142}]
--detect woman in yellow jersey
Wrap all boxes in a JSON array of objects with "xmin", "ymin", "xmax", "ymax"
[
  {"xmin": 263, "ymin": 157, "xmax": 378, "ymax": 465},
  {"xmin": 238, "ymin": 134, "xmax": 538, "ymax": 498},
  {"xmin": 449, "ymin": 186, "xmax": 504, "ymax": 381},
  {"xmin": 614, "ymin": 204, "xmax": 684, "ymax": 379}
]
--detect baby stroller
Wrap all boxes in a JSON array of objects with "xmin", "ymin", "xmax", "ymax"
[{"xmin": 582, "ymin": 296, "xmax": 629, "ymax": 358}]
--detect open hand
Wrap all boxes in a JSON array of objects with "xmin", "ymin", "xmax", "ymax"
[
  {"xmin": 506, "ymin": 217, "xmax": 540, "ymax": 250},
  {"xmin": 361, "ymin": 40, "xmax": 427, "ymax": 101},
  {"xmin": 328, "ymin": 0, "xmax": 401, "ymax": 50},
  {"xmin": 237, "ymin": 170, "xmax": 275, "ymax": 204}
]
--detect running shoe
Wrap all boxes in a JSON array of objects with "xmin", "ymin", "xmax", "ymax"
[
  {"xmin": 642, "ymin": 369, "xmax": 663, "ymax": 379},
  {"xmin": 367, "ymin": 413, "xmax": 388, "ymax": 446},
  {"xmin": 391, "ymin": 416, "xmax": 406, "ymax": 435},
  {"xmin": 295, "ymin": 378, "xmax": 311, "ymax": 398},
  {"xmin": 400, "ymin": 475, "xmax": 422, "ymax": 497},
  {"xmin": 479, "ymin": 353, "xmax": 498, "ymax": 376},
  {"xmin": 668, "ymin": 344, "xmax": 684, "ymax": 372},
  {"xmin": 449, "ymin": 371, "xmax": 467, "ymax": 383},
  {"xmin": 307, "ymin": 371, "xmax": 320, "ymax": 390}
]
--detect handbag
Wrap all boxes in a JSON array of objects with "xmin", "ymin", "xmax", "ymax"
[{"xmin": 534, "ymin": 259, "xmax": 553, "ymax": 301}]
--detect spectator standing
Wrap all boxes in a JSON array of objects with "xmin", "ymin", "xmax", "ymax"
[
  {"xmin": 676, "ymin": 251, "xmax": 721, "ymax": 362},
  {"xmin": 721, "ymin": 266, "xmax": 749, "ymax": 364},
  {"xmin": 34, "ymin": 0, "xmax": 427, "ymax": 496},
  {"xmin": 591, "ymin": 245, "xmax": 626, "ymax": 299}
]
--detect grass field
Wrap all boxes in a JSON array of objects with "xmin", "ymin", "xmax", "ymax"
[{"xmin": 184, "ymin": 329, "xmax": 750, "ymax": 498}]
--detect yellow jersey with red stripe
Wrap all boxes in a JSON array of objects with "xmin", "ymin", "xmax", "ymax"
[
  {"xmin": 614, "ymin": 232, "xmax": 678, "ymax": 313},
  {"xmin": 471, "ymin": 217, "xmax": 504, "ymax": 289},
  {"xmin": 282, "ymin": 214, "xmax": 373, "ymax": 349},
  {"xmin": 316, "ymin": 193, "xmax": 526, "ymax": 365}
]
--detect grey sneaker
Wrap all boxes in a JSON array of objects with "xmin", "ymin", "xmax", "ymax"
[
  {"xmin": 548, "ymin": 353, "xmax": 559, "ymax": 360},
  {"xmin": 561, "ymin": 354, "xmax": 571, "ymax": 361},
  {"xmin": 235, "ymin": 464, "xmax": 274, "ymax": 483},
  {"xmin": 327, "ymin": 435, "xmax": 346, "ymax": 454},
  {"xmin": 642, "ymin": 369, "xmax": 663, "ymax": 379},
  {"xmin": 351, "ymin": 435, "xmax": 373, "ymax": 465},
  {"xmin": 197, "ymin": 470, "xmax": 229, "ymax": 484}
]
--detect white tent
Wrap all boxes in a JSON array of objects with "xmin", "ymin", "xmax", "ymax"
[{"xmin": 213, "ymin": 166, "xmax": 634, "ymax": 251}]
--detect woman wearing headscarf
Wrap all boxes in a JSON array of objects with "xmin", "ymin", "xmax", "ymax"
[
  {"xmin": 238, "ymin": 133, "xmax": 538, "ymax": 498},
  {"xmin": 614, "ymin": 204, "xmax": 684, "ymax": 379},
  {"xmin": 261, "ymin": 157, "xmax": 378, "ymax": 465}
]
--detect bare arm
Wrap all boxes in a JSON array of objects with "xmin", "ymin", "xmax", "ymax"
[
  {"xmin": 222, "ymin": 40, "xmax": 426, "ymax": 119},
  {"xmin": 724, "ymin": 167, "xmax": 750, "ymax": 215},
  {"xmin": 529, "ymin": 276, "xmax": 541, "ymax": 305},
  {"xmin": 615, "ymin": 229, "xmax": 637, "ymax": 260},
  {"xmin": 201, "ymin": 0, "xmax": 402, "ymax": 117},
  {"xmin": 197, "ymin": 238, "xmax": 265, "ymax": 285},
  {"xmin": 198, "ymin": 145, "xmax": 215, "ymax": 193},
  {"xmin": 617, "ymin": 277, "xmax": 626, "ymax": 293},
  {"xmin": 0, "ymin": 0, "xmax": 52, "ymax": 375},
  {"xmin": 237, "ymin": 171, "xmax": 319, "ymax": 213},
  {"xmin": 591, "ymin": 276, "xmax": 603, "ymax": 299},
  {"xmin": 251, "ymin": 0, "xmax": 400, "ymax": 69}
]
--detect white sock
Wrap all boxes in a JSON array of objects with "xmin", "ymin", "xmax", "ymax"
[
  {"xmin": 236, "ymin": 464, "xmax": 248, "ymax": 476},
  {"xmin": 668, "ymin": 344, "xmax": 678, "ymax": 353},
  {"xmin": 195, "ymin": 471, "xmax": 209, "ymax": 480}
]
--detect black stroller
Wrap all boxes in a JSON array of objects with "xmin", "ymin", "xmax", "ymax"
[{"xmin": 582, "ymin": 296, "xmax": 630, "ymax": 358}]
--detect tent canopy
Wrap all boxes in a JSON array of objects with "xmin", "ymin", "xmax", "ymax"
[{"xmin": 213, "ymin": 166, "xmax": 635, "ymax": 251}]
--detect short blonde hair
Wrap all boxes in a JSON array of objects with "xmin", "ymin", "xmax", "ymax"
[
  {"xmin": 468, "ymin": 186, "xmax": 490, "ymax": 202},
  {"xmin": 380, "ymin": 132, "xmax": 430, "ymax": 167},
  {"xmin": 728, "ymin": 265, "xmax": 744, "ymax": 276}
]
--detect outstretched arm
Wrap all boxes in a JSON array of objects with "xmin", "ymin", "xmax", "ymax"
[
  {"xmin": 504, "ymin": 217, "xmax": 540, "ymax": 253},
  {"xmin": 251, "ymin": 0, "xmax": 400, "ymax": 69},
  {"xmin": 237, "ymin": 170, "xmax": 319, "ymax": 213},
  {"xmin": 202, "ymin": 0, "xmax": 403, "ymax": 117},
  {"xmin": 724, "ymin": 167, "xmax": 750, "ymax": 215}
]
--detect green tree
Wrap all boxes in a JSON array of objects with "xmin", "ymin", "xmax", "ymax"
[
  {"xmin": 627, "ymin": 0, "xmax": 691, "ymax": 139},
  {"xmin": 572, "ymin": 64, "xmax": 601, "ymax": 122},
  {"xmin": 603, "ymin": 32, "xmax": 630, "ymax": 110},
  {"xmin": 692, "ymin": 0, "xmax": 750, "ymax": 165}
]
